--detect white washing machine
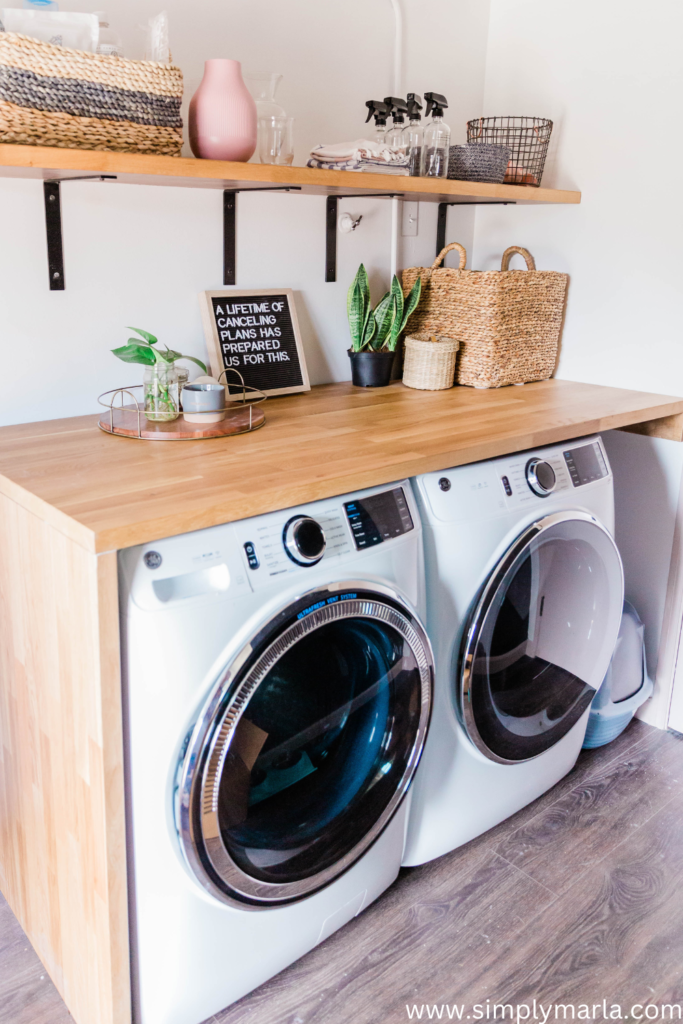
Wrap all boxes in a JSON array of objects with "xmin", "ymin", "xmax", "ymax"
[
  {"xmin": 119, "ymin": 480, "xmax": 433, "ymax": 1024},
  {"xmin": 403, "ymin": 436, "xmax": 624, "ymax": 866}
]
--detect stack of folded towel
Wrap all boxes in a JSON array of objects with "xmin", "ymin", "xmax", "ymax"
[{"xmin": 307, "ymin": 139, "xmax": 409, "ymax": 174}]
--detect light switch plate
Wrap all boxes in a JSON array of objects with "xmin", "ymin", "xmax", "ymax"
[{"xmin": 401, "ymin": 202, "xmax": 419, "ymax": 236}]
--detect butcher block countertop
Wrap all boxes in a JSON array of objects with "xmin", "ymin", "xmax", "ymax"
[{"xmin": 1, "ymin": 378, "xmax": 682, "ymax": 554}]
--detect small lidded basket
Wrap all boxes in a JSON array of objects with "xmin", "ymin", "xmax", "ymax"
[{"xmin": 402, "ymin": 332, "xmax": 460, "ymax": 391}]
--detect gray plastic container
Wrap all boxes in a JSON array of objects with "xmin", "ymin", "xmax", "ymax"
[{"xmin": 583, "ymin": 601, "xmax": 653, "ymax": 749}]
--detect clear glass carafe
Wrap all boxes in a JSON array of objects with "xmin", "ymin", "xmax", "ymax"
[
  {"xmin": 143, "ymin": 363, "xmax": 179, "ymax": 422},
  {"xmin": 245, "ymin": 72, "xmax": 286, "ymax": 155},
  {"xmin": 245, "ymin": 72, "xmax": 286, "ymax": 119}
]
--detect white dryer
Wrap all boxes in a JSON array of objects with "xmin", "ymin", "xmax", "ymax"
[
  {"xmin": 403, "ymin": 436, "xmax": 623, "ymax": 866},
  {"xmin": 119, "ymin": 481, "xmax": 433, "ymax": 1024}
]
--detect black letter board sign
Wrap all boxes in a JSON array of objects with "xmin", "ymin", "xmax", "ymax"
[{"xmin": 200, "ymin": 288, "xmax": 310, "ymax": 398}]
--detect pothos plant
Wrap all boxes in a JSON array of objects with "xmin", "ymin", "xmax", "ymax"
[
  {"xmin": 112, "ymin": 327, "xmax": 208, "ymax": 374},
  {"xmin": 112, "ymin": 327, "xmax": 208, "ymax": 422},
  {"xmin": 347, "ymin": 264, "xmax": 422, "ymax": 353}
]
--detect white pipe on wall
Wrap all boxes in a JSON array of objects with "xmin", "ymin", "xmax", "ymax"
[
  {"xmin": 388, "ymin": 0, "xmax": 403, "ymax": 280},
  {"xmin": 388, "ymin": 0, "xmax": 403, "ymax": 94}
]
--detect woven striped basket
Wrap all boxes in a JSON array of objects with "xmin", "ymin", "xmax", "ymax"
[
  {"xmin": 402, "ymin": 243, "xmax": 568, "ymax": 389},
  {"xmin": 0, "ymin": 32, "xmax": 183, "ymax": 155},
  {"xmin": 402, "ymin": 333, "xmax": 459, "ymax": 391}
]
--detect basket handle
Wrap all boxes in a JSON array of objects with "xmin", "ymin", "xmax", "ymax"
[
  {"xmin": 501, "ymin": 246, "xmax": 536, "ymax": 271},
  {"xmin": 432, "ymin": 242, "xmax": 467, "ymax": 270}
]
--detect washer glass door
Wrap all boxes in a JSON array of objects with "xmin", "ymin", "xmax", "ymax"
[
  {"xmin": 459, "ymin": 512, "xmax": 623, "ymax": 764},
  {"xmin": 178, "ymin": 586, "xmax": 432, "ymax": 906}
]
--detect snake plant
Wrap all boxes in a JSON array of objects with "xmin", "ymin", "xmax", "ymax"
[
  {"xmin": 347, "ymin": 265, "xmax": 422, "ymax": 353},
  {"xmin": 112, "ymin": 326, "xmax": 207, "ymax": 372}
]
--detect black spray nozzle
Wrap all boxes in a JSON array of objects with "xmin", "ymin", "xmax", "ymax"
[
  {"xmin": 384, "ymin": 96, "xmax": 409, "ymax": 122},
  {"xmin": 424, "ymin": 92, "xmax": 448, "ymax": 117},
  {"xmin": 406, "ymin": 92, "xmax": 423, "ymax": 120},
  {"xmin": 365, "ymin": 99, "xmax": 390, "ymax": 125}
]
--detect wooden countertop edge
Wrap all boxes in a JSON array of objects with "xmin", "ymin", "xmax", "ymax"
[
  {"xmin": 0, "ymin": 475, "xmax": 96, "ymax": 553},
  {"xmin": 88, "ymin": 402, "xmax": 683, "ymax": 554},
  {"xmin": 1, "ymin": 382, "xmax": 682, "ymax": 555}
]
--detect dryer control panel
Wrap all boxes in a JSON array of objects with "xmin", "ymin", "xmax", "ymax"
[{"xmin": 420, "ymin": 436, "xmax": 611, "ymax": 523}]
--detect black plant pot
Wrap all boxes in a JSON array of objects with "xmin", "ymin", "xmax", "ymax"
[{"xmin": 348, "ymin": 348, "xmax": 395, "ymax": 388}]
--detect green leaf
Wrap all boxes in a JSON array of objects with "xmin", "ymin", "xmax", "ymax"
[
  {"xmin": 384, "ymin": 293, "xmax": 402, "ymax": 351},
  {"xmin": 112, "ymin": 343, "xmax": 156, "ymax": 366},
  {"xmin": 154, "ymin": 347, "xmax": 175, "ymax": 364},
  {"xmin": 399, "ymin": 276, "xmax": 422, "ymax": 333},
  {"xmin": 347, "ymin": 264, "xmax": 373, "ymax": 350},
  {"xmin": 371, "ymin": 291, "xmax": 393, "ymax": 350},
  {"xmin": 177, "ymin": 354, "xmax": 208, "ymax": 373},
  {"xmin": 362, "ymin": 308, "xmax": 377, "ymax": 349},
  {"xmin": 388, "ymin": 276, "xmax": 405, "ymax": 347},
  {"xmin": 126, "ymin": 326, "xmax": 158, "ymax": 346},
  {"xmin": 347, "ymin": 279, "xmax": 367, "ymax": 350},
  {"xmin": 356, "ymin": 263, "xmax": 371, "ymax": 309}
]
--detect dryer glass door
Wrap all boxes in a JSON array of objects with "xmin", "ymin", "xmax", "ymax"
[
  {"xmin": 459, "ymin": 512, "xmax": 623, "ymax": 764},
  {"xmin": 178, "ymin": 585, "xmax": 432, "ymax": 907}
]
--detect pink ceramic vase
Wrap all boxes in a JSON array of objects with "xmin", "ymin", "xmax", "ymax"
[{"xmin": 189, "ymin": 59, "xmax": 257, "ymax": 161}]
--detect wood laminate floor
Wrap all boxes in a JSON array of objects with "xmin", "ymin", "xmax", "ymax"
[{"xmin": 1, "ymin": 719, "xmax": 682, "ymax": 1024}]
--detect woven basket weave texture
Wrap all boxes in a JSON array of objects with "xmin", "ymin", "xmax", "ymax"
[
  {"xmin": 0, "ymin": 32, "xmax": 183, "ymax": 155},
  {"xmin": 402, "ymin": 243, "xmax": 568, "ymax": 389},
  {"xmin": 447, "ymin": 144, "xmax": 510, "ymax": 183},
  {"xmin": 402, "ymin": 334, "xmax": 459, "ymax": 391}
]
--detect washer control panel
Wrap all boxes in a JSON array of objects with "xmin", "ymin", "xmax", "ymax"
[
  {"xmin": 563, "ymin": 440, "xmax": 609, "ymax": 487},
  {"xmin": 232, "ymin": 480, "xmax": 418, "ymax": 588},
  {"xmin": 344, "ymin": 487, "xmax": 414, "ymax": 550}
]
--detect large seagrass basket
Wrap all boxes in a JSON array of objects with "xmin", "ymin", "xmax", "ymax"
[
  {"xmin": 0, "ymin": 32, "xmax": 183, "ymax": 155},
  {"xmin": 402, "ymin": 243, "xmax": 568, "ymax": 389}
]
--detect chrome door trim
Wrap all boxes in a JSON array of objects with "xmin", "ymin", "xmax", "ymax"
[
  {"xmin": 459, "ymin": 510, "xmax": 622, "ymax": 766},
  {"xmin": 176, "ymin": 580, "xmax": 433, "ymax": 909}
]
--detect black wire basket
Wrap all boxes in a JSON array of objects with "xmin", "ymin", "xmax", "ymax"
[{"xmin": 466, "ymin": 117, "xmax": 553, "ymax": 187}]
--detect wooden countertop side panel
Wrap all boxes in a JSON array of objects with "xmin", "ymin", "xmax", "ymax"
[
  {"xmin": 0, "ymin": 494, "xmax": 130, "ymax": 1024},
  {"xmin": 0, "ymin": 380, "xmax": 681, "ymax": 552}
]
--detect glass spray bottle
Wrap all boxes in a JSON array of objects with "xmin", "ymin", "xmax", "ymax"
[
  {"xmin": 406, "ymin": 93, "xmax": 424, "ymax": 176},
  {"xmin": 421, "ymin": 92, "xmax": 451, "ymax": 178},
  {"xmin": 365, "ymin": 100, "xmax": 390, "ymax": 146},
  {"xmin": 384, "ymin": 96, "xmax": 409, "ymax": 158}
]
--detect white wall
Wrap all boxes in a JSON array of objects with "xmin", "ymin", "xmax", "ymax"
[
  {"xmin": 602, "ymin": 431, "xmax": 683, "ymax": 727},
  {"xmin": 0, "ymin": 0, "xmax": 491, "ymax": 425},
  {"xmin": 471, "ymin": 0, "xmax": 683, "ymax": 727},
  {"xmin": 472, "ymin": 0, "xmax": 683, "ymax": 396}
]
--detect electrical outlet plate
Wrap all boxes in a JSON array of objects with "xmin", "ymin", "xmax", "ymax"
[{"xmin": 401, "ymin": 202, "xmax": 419, "ymax": 237}]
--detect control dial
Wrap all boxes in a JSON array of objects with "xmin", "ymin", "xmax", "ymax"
[
  {"xmin": 283, "ymin": 516, "xmax": 326, "ymax": 566},
  {"xmin": 525, "ymin": 458, "xmax": 556, "ymax": 497}
]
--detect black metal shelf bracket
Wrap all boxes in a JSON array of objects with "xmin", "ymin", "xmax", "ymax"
[
  {"xmin": 43, "ymin": 175, "xmax": 117, "ymax": 290},
  {"xmin": 436, "ymin": 200, "xmax": 516, "ymax": 258},
  {"xmin": 325, "ymin": 192, "xmax": 400, "ymax": 283},
  {"xmin": 222, "ymin": 186, "xmax": 302, "ymax": 286}
]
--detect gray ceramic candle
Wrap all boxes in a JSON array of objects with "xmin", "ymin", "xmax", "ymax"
[{"xmin": 181, "ymin": 383, "xmax": 226, "ymax": 423}]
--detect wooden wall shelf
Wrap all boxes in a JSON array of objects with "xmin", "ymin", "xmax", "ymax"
[
  {"xmin": 0, "ymin": 146, "xmax": 580, "ymax": 289},
  {"xmin": 0, "ymin": 144, "xmax": 581, "ymax": 204}
]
